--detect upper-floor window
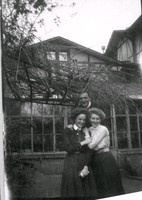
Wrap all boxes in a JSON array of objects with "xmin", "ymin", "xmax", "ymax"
[
  {"xmin": 47, "ymin": 51, "xmax": 68, "ymax": 61},
  {"xmin": 59, "ymin": 52, "xmax": 68, "ymax": 61},
  {"xmin": 47, "ymin": 51, "xmax": 56, "ymax": 60}
]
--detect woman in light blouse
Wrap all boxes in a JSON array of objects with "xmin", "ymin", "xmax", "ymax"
[{"xmin": 88, "ymin": 107, "xmax": 125, "ymax": 199}]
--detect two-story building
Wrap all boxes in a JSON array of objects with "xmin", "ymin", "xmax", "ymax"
[
  {"xmin": 4, "ymin": 24, "xmax": 142, "ymax": 197},
  {"xmin": 105, "ymin": 14, "xmax": 142, "ymax": 151}
]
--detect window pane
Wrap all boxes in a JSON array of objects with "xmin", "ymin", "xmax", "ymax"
[
  {"xmin": 20, "ymin": 118, "xmax": 31, "ymax": 134},
  {"xmin": 129, "ymin": 103, "xmax": 137, "ymax": 114},
  {"xmin": 47, "ymin": 51, "xmax": 56, "ymax": 60},
  {"xmin": 117, "ymin": 132, "xmax": 128, "ymax": 148},
  {"xmin": 6, "ymin": 118, "xmax": 21, "ymax": 152},
  {"xmin": 138, "ymin": 102, "xmax": 142, "ymax": 114},
  {"xmin": 141, "ymin": 132, "xmax": 142, "ymax": 146},
  {"xmin": 44, "ymin": 135, "xmax": 53, "ymax": 152},
  {"xmin": 43, "ymin": 104, "xmax": 53, "ymax": 116},
  {"xmin": 139, "ymin": 117, "xmax": 142, "ymax": 131},
  {"xmin": 44, "ymin": 118, "xmax": 53, "ymax": 134},
  {"xmin": 55, "ymin": 117, "xmax": 64, "ymax": 133},
  {"xmin": 21, "ymin": 102, "xmax": 31, "ymax": 116},
  {"xmin": 130, "ymin": 116, "xmax": 138, "ymax": 131},
  {"xmin": 33, "ymin": 117, "xmax": 42, "ymax": 134},
  {"xmin": 56, "ymin": 135, "xmax": 64, "ymax": 151},
  {"xmin": 32, "ymin": 103, "xmax": 42, "ymax": 116},
  {"xmin": 103, "ymin": 117, "xmax": 111, "ymax": 130},
  {"xmin": 33, "ymin": 135, "xmax": 43, "ymax": 152},
  {"xmin": 59, "ymin": 52, "xmax": 67, "ymax": 61},
  {"xmin": 5, "ymin": 100, "xmax": 21, "ymax": 116},
  {"xmin": 21, "ymin": 134, "xmax": 31, "ymax": 152},
  {"xmin": 54, "ymin": 105, "xmax": 64, "ymax": 115},
  {"xmin": 131, "ymin": 132, "xmax": 139, "ymax": 148},
  {"xmin": 115, "ymin": 103, "xmax": 125, "ymax": 115},
  {"xmin": 116, "ymin": 117, "xmax": 127, "ymax": 131}
]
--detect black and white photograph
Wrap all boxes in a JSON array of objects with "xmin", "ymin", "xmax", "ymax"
[{"xmin": 1, "ymin": 0, "xmax": 142, "ymax": 199}]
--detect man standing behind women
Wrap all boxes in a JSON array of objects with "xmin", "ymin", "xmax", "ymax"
[
  {"xmin": 88, "ymin": 107, "xmax": 125, "ymax": 199},
  {"xmin": 61, "ymin": 108, "xmax": 97, "ymax": 199},
  {"xmin": 77, "ymin": 92, "xmax": 95, "ymax": 109}
]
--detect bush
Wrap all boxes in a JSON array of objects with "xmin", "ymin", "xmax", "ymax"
[{"xmin": 5, "ymin": 154, "xmax": 36, "ymax": 195}]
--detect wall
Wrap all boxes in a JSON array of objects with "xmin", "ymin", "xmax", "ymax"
[
  {"xmin": 70, "ymin": 49, "xmax": 104, "ymax": 63},
  {"xmin": 117, "ymin": 38, "xmax": 134, "ymax": 62},
  {"xmin": 118, "ymin": 151, "xmax": 142, "ymax": 177},
  {"xmin": 70, "ymin": 49, "xmax": 88, "ymax": 61},
  {"xmin": 134, "ymin": 32, "xmax": 142, "ymax": 63},
  {"xmin": 9, "ymin": 150, "xmax": 119, "ymax": 199},
  {"xmin": 10, "ymin": 154, "xmax": 65, "ymax": 199}
]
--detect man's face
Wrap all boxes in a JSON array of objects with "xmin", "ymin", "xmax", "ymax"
[{"xmin": 79, "ymin": 93, "xmax": 90, "ymax": 108}]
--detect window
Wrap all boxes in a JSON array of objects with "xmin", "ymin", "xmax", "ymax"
[
  {"xmin": 5, "ymin": 100, "xmax": 142, "ymax": 154},
  {"xmin": 116, "ymin": 116, "xmax": 128, "ymax": 149},
  {"xmin": 5, "ymin": 101, "xmax": 71, "ymax": 153},
  {"xmin": 47, "ymin": 51, "xmax": 56, "ymax": 60},
  {"xmin": 47, "ymin": 51, "xmax": 68, "ymax": 61},
  {"xmin": 114, "ymin": 101, "xmax": 142, "ymax": 149},
  {"xmin": 59, "ymin": 52, "xmax": 68, "ymax": 61}
]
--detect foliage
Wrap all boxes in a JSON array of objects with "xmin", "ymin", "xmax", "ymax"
[
  {"xmin": 2, "ymin": 0, "xmax": 60, "ymax": 47},
  {"xmin": 5, "ymin": 154, "xmax": 36, "ymax": 186},
  {"xmin": 2, "ymin": 0, "xmax": 76, "ymax": 47},
  {"xmin": 2, "ymin": 0, "xmax": 58, "ymax": 48},
  {"xmin": 2, "ymin": 0, "xmax": 128, "ymax": 107},
  {"xmin": 3, "ymin": 44, "xmax": 127, "ymax": 107},
  {"xmin": 118, "ymin": 152, "xmax": 142, "ymax": 176}
]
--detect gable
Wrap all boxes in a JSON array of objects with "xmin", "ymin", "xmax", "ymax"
[{"xmin": 32, "ymin": 36, "xmax": 121, "ymax": 65}]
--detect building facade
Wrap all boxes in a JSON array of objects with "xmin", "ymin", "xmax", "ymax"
[
  {"xmin": 105, "ymin": 15, "xmax": 142, "ymax": 152},
  {"xmin": 4, "ymin": 26, "xmax": 142, "ymax": 197}
]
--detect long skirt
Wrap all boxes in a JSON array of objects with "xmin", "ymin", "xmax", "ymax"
[
  {"xmin": 61, "ymin": 152, "xmax": 97, "ymax": 199},
  {"xmin": 92, "ymin": 151, "xmax": 125, "ymax": 199}
]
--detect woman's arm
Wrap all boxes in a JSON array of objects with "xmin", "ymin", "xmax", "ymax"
[
  {"xmin": 88, "ymin": 127, "xmax": 109, "ymax": 149},
  {"xmin": 80, "ymin": 149, "xmax": 93, "ymax": 177},
  {"xmin": 80, "ymin": 127, "xmax": 91, "ymax": 146},
  {"xmin": 65, "ymin": 126, "xmax": 91, "ymax": 147},
  {"xmin": 63, "ymin": 128, "xmax": 81, "ymax": 153}
]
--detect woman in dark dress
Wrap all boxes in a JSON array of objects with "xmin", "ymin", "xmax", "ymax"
[
  {"xmin": 61, "ymin": 108, "xmax": 97, "ymax": 199},
  {"xmin": 88, "ymin": 108, "xmax": 125, "ymax": 199}
]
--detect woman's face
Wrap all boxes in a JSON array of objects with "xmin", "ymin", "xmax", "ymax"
[
  {"xmin": 90, "ymin": 113, "xmax": 101, "ymax": 128},
  {"xmin": 75, "ymin": 114, "xmax": 86, "ymax": 129}
]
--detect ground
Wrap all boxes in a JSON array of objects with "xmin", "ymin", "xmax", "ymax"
[{"xmin": 5, "ymin": 169, "xmax": 142, "ymax": 199}]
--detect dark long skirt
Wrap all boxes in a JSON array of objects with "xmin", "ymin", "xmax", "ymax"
[
  {"xmin": 92, "ymin": 151, "xmax": 125, "ymax": 199},
  {"xmin": 61, "ymin": 152, "xmax": 97, "ymax": 199}
]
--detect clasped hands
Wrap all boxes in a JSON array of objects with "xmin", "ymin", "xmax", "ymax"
[{"xmin": 79, "ymin": 166, "xmax": 89, "ymax": 178}]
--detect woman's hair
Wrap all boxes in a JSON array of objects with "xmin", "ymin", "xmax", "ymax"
[
  {"xmin": 70, "ymin": 107, "xmax": 89, "ymax": 123},
  {"xmin": 89, "ymin": 107, "xmax": 106, "ymax": 121}
]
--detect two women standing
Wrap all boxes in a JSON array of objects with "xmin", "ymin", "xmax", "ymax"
[{"xmin": 61, "ymin": 107, "xmax": 124, "ymax": 199}]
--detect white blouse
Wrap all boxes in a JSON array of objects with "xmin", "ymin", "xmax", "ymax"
[{"xmin": 88, "ymin": 125, "xmax": 110, "ymax": 152}]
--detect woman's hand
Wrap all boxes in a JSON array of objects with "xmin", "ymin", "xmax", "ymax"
[
  {"xmin": 67, "ymin": 124, "xmax": 73, "ymax": 129},
  {"xmin": 79, "ymin": 166, "xmax": 89, "ymax": 178},
  {"xmin": 80, "ymin": 137, "xmax": 91, "ymax": 146}
]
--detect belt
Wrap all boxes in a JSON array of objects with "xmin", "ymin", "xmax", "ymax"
[{"xmin": 93, "ymin": 148, "xmax": 109, "ymax": 153}]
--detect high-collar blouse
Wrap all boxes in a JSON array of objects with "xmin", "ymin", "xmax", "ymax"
[{"xmin": 88, "ymin": 125, "xmax": 110, "ymax": 152}]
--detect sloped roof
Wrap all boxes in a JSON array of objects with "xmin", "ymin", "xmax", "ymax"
[
  {"xmin": 32, "ymin": 36, "xmax": 122, "ymax": 65},
  {"xmin": 115, "ymin": 83, "xmax": 142, "ymax": 99},
  {"xmin": 128, "ymin": 15, "xmax": 142, "ymax": 32},
  {"xmin": 105, "ymin": 15, "xmax": 142, "ymax": 57},
  {"xmin": 105, "ymin": 30, "xmax": 125, "ymax": 57}
]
